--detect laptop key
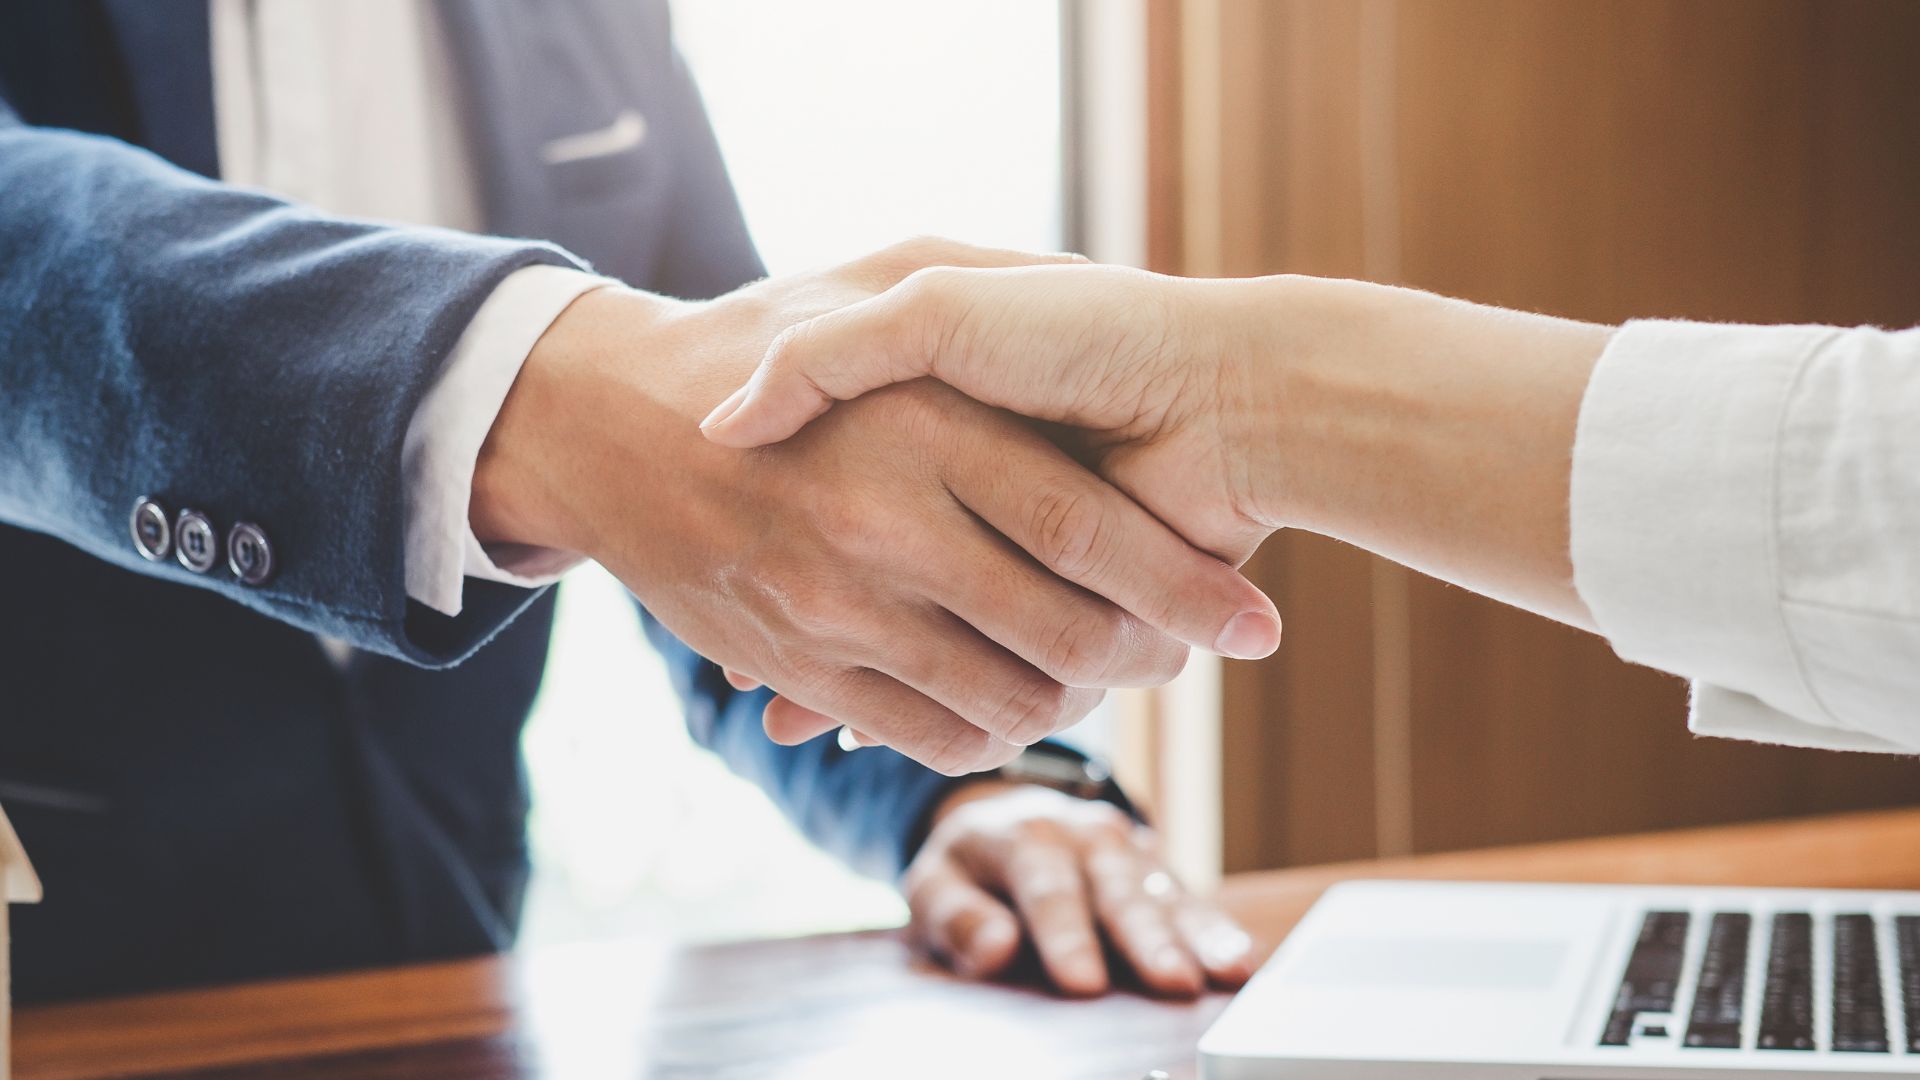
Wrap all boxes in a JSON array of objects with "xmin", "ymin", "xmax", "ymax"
[
  {"xmin": 1683, "ymin": 912, "xmax": 1751, "ymax": 1049},
  {"xmin": 1831, "ymin": 913, "xmax": 1889, "ymax": 1053},
  {"xmin": 1757, "ymin": 912, "xmax": 1815, "ymax": 1051},
  {"xmin": 1897, "ymin": 916, "xmax": 1920, "ymax": 1053},
  {"xmin": 1600, "ymin": 911, "xmax": 1689, "ymax": 1047}
]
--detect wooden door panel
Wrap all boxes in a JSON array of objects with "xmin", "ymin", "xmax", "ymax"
[{"xmin": 1162, "ymin": 0, "xmax": 1920, "ymax": 869}]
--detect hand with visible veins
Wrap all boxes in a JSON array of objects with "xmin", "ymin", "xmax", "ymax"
[
  {"xmin": 905, "ymin": 782, "xmax": 1256, "ymax": 997},
  {"xmin": 471, "ymin": 240, "xmax": 1282, "ymax": 774}
]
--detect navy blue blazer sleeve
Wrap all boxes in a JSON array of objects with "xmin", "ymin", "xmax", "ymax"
[
  {"xmin": 637, "ymin": 606, "xmax": 964, "ymax": 880},
  {"xmin": 0, "ymin": 102, "xmax": 586, "ymax": 667}
]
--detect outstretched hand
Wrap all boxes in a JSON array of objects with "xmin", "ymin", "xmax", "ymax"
[
  {"xmin": 699, "ymin": 261, "xmax": 1278, "ymax": 570},
  {"xmin": 476, "ymin": 240, "xmax": 1280, "ymax": 773}
]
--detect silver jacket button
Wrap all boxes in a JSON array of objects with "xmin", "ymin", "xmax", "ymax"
[
  {"xmin": 227, "ymin": 522, "xmax": 275, "ymax": 586},
  {"xmin": 174, "ymin": 510, "xmax": 219, "ymax": 574},
  {"xmin": 130, "ymin": 497, "xmax": 172, "ymax": 562}
]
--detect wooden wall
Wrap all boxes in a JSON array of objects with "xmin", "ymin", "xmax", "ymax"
[{"xmin": 1146, "ymin": 0, "xmax": 1920, "ymax": 872}]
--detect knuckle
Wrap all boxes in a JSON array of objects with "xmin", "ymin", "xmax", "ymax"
[
  {"xmin": 859, "ymin": 236, "xmax": 956, "ymax": 284},
  {"xmin": 989, "ymin": 676, "xmax": 1076, "ymax": 745},
  {"xmin": 888, "ymin": 234, "xmax": 960, "ymax": 265},
  {"xmin": 789, "ymin": 659, "xmax": 859, "ymax": 703},
  {"xmin": 1067, "ymin": 614, "xmax": 1188, "ymax": 689},
  {"xmin": 762, "ymin": 319, "xmax": 816, "ymax": 371},
  {"xmin": 779, "ymin": 579, "xmax": 849, "ymax": 638},
  {"xmin": 1042, "ymin": 607, "xmax": 1129, "ymax": 686},
  {"xmin": 810, "ymin": 491, "xmax": 896, "ymax": 560},
  {"xmin": 897, "ymin": 264, "xmax": 962, "ymax": 307},
  {"xmin": 1127, "ymin": 583, "xmax": 1187, "ymax": 638},
  {"xmin": 860, "ymin": 292, "xmax": 941, "ymax": 371},
  {"xmin": 863, "ymin": 379, "xmax": 962, "ymax": 454},
  {"xmin": 1010, "ymin": 852, "xmax": 1080, "ymax": 902},
  {"xmin": 1126, "ymin": 626, "xmax": 1190, "ymax": 686},
  {"xmin": 924, "ymin": 722, "xmax": 995, "ymax": 777},
  {"xmin": 980, "ymin": 738, "xmax": 1026, "ymax": 771},
  {"xmin": 1083, "ymin": 804, "xmax": 1136, "ymax": 846},
  {"xmin": 944, "ymin": 904, "xmax": 997, "ymax": 952},
  {"xmin": 894, "ymin": 268, "xmax": 981, "ymax": 368},
  {"xmin": 1027, "ymin": 487, "xmax": 1112, "ymax": 582},
  {"xmin": 1017, "ymin": 816, "xmax": 1074, "ymax": 848}
]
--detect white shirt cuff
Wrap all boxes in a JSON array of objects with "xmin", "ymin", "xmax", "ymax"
[
  {"xmin": 1687, "ymin": 684, "xmax": 1911, "ymax": 754},
  {"xmin": 402, "ymin": 265, "xmax": 613, "ymax": 617},
  {"xmin": 1568, "ymin": 320, "xmax": 1843, "ymax": 745}
]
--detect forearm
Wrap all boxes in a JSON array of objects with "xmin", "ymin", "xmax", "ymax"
[
  {"xmin": 1225, "ymin": 278, "xmax": 1920, "ymax": 750},
  {"xmin": 1228, "ymin": 277, "xmax": 1615, "ymax": 628}
]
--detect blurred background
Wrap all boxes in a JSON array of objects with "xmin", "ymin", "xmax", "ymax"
[{"xmin": 523, "ymin": 0, "xmax": 1920, "ymax": 948}]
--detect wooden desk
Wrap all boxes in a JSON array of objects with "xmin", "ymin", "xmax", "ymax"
[{"xmin": 18, "ymin": 808, "xmax": 1920, "ymax": 1079}]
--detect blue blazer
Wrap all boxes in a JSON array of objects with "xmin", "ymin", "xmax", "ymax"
[{"xmin": 0, "ymin": 0, "xmax": 981, "ymax": 1002}]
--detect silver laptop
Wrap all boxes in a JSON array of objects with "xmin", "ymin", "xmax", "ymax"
[{"xmin": 1200, "ymin": 880, "xmax": 1920, "ymax": 1077}]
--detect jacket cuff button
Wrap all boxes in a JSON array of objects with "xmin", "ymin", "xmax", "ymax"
[
  {"xmin": 130, "ymin": 497, "xmax": 172, "ymax": 562},
  {"xmin": 174, "ymin": 510, "xmax": 219, "ymax": 574},
  {"xmin": 227, "ymin": 522, "xmax": 275, "ymax": 587}
]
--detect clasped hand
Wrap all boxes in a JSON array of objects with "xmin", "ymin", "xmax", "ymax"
[{"xmin": 472, "ymin": 239, "xmax": 1280, "ymax": 774}]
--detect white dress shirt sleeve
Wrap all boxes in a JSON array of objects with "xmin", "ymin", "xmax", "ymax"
[
  {"xmin": 1570, "ymin": 319, "xmax": 1920, "ymax": 753},
  {"xmin": 402, "ymin": 265, "xmax": 614, "ymax": 617}
]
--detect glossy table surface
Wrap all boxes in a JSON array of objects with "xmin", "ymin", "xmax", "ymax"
[{"xmin": 17, "ymin": 807, "xmax": 1920, "ymax": 1079}]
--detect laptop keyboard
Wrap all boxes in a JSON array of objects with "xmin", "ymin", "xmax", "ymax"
[
  {"xmin": 1686, "ymin": 912, "xmax": 1750, "ymax": 1048},
  {"xmin": 1899, "ymin": 917, "xmax": 1920, "ymax": 1052},
  {"xmin": 1602, "ymin": 911, "xmax": 1689, "ymax": 1046},
  {"xmin": 1757, "ymin": 912, "xmax": 1816, "ymax": 1050},
  {"xmin": 1831, "ymin": 914, "xmax": 1888, "ymax": 1052},
  {"xmin": 1601, "ymin": 908, "xmax": 1920, "ymax": 1054}
]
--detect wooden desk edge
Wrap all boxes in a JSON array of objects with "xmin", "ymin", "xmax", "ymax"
[{"xmin": 18, "ymin": 806, "xmax": 1920, "ymax": 1079}]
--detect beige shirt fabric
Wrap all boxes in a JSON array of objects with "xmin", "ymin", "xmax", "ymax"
[{"xmin": 1573, "ymin": 320, "xmax": 1920, "ymax": 753}]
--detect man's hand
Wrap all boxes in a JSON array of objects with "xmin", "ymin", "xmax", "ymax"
[
  {"xmin": 470, "ymin": 241, "xmax": 1280, "ymax": 774},
  {"xmin": 905, "ymin": 783, "xmax": 1256, "ymax": 997},
  {"xmin": 698, "ymin": 262, "xmax": 1280, "ymax": 569}
]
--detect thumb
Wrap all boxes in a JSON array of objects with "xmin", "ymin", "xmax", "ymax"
[{"xmin": 699, "ymin": 288, "xmax": 939, "ymax": 448}]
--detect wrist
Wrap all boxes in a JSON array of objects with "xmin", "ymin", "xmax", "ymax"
[
  {"xmin": 1209, "ymin": 275, "xmax": 1408, "ymax": 532},
  {"xmin": 1196, "ymin": 276, "xmax": 1306, "ymax": 533},
  {"xmin": 1246, "ymin": 275, "xmax": 1616, "ymax": 621},
  {"xmin": 470, "ymin": 285, "xmax": 682, "ymax": 560},
  {"xmin": 929, "ymin": 778, "xmax": 1026, "ymax": 828}
]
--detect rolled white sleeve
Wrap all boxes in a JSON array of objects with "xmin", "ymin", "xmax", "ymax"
[
  {"xmin": 1570, "ymin": 320, "xmax": 1920, "ymax": 753},
  {"xmin": 402, "ymin": 265, "xmax": 613, "ymax": 617}
]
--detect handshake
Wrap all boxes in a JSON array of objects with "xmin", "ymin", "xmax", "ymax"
[
  {"xmin": 473, "ymin": 236, "xmax": 1611, "ymax": 773},
  {"xmin": 468, "ymin": 238, "xmax": 1280, "ymax": 774},
  {"xmin": 470, "ymin": 238, "xmax": 1283, "ymax": 774}
]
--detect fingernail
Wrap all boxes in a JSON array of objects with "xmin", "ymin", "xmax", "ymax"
[
  {"xmin": 1200, "ymin": 927, "xmax": 1253, "ymax": 968},
  {"xmin": 1213, "ymin": 611, "xmax": 1281, "ymax": 660},
  {"xmin": 699, "ymin": 383, "xmax": 750, "ymax": 430},
  {"xmin": 1064, "ymin": 954, "xmax": 1107, "ymax": 991},
  {"xmin": 1152, "ymin": 945, "xmax": 1190, "ymax": 974},
  {"xmin": 967, "ymin": 918, "xmax": 1017, "ymax": 965}
]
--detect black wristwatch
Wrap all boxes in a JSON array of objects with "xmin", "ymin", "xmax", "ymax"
[
  {"xmin": 905, "ymin": 742, "xmax": 1143, "ymax": 866},
  {"xmin": 986, "ymin": 741, "xmax": 1141, "ymax": 821}
]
